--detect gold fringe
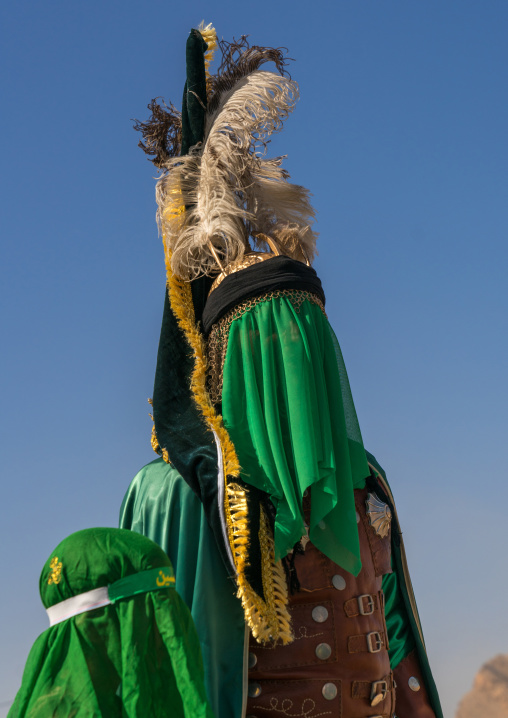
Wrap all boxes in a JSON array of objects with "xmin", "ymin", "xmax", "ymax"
[
  {"xmin": 226, "ymin": 482, "xmax": 270, "ymax": 642},
  {"xmin": 148, "ymin": 397, "xmax": 170, "ymax": 463},
  {"xmin": 148, "ymin": 398, "xmax": 162, "ymax": 456},
  {"xmin": 150, "ymin": 423, "xmax": 159, "ymax": 453},
  {"xmin": 159, "ymin": 196, "xmax": 291, "ymax": 643},
  {"xmin": 226, "ymin": 486, "xmax": 293, "ymax": 644},
  {"xmin": 198, "ymin": 22, "xmax": 218, "ymax": 95}
]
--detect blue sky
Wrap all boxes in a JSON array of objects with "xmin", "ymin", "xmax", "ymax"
[{"xmin": 1, "ymin": 2, "xmax": 508, "ymax": 716}]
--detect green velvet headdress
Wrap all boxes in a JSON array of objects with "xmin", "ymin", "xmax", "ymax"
[
  {"xmin": 8, "ymin": 528, "xmax": 213, "ymax": 718},
  {"xmin": 134, "ymin": 27, "xmax": 319, "ymax": 644}
]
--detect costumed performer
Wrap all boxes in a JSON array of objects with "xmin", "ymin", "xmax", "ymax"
[
  {"xmin": 8, "ymin": 528, "xmax": 214, "ymax": 718},
  {"xmin": 120, "ymin": 26, "xmax": 443, "ymax": 718}
]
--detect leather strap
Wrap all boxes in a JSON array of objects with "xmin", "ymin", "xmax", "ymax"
[
  {"xmin": 344, "ymin": 593, "xmax": 380, "ymax": 617},
  {"xmin": 352, "ymin": 673, "xmax": 393, "ymax": 699},
  {"xmin": 348, "ymin": 630, "xmax": 387, "ymax": 654}
]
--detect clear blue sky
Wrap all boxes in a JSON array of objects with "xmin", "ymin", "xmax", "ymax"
[{"xmin": 1, "ymin": 2, "xmax": 507, "ymax": 716}]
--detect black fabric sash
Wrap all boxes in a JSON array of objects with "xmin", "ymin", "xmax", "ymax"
[{"xmin": 201, "ymin": 256, "xmax": 326, "ymax": 335}]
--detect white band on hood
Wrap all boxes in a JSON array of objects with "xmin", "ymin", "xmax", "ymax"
[{"xmin": 46, "ymin": 586, "xmax": 110, "ymax": 626}]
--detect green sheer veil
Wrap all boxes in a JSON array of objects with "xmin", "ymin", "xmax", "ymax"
[
  {"xmin": 221, "ymin": 296, "xmax": 369, "ymax": 575},
  {"xmin": 8, "ymin": 528, "xmax": 214, "ymax": 718}
]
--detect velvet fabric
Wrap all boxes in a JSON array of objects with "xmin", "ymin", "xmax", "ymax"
[
  {"xmin": 181, "ymin": 29, "xmax": 208, "ymax": 156},
  {"xmin": 152, "ymin": 290, "xmax": 232, "ymax": 579}
]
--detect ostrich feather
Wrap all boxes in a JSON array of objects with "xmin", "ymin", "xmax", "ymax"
[
  {"xmin": 156, "ymin": 70, "xmax": 317, "ymax": 279},
  {"xmin": 246, "ymin": 155, "xmax": 317, "ymax": 261},
  {"xmin": 208, "ymin": 38, "xmax": 289, "ymax": 114},
  {"xmin": 134, "ymin": 99, "xmax": 182, "ymax": 168}
]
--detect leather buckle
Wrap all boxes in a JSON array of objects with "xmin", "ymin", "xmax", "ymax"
[
  {"xmin": 370, "ymin": 679, "xmax": 388, "ymax": 706},
  {"xmin": 367, "ymin": 631, "xmax": 383, "ymax": 653},
  {"xmin": 358, "ymin": 594, "xmax": 375, "ymax": 615}
]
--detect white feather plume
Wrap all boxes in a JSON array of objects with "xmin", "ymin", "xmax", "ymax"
[{"xmin": 156, "ymin": 70, "xmax": 317, "ymax": 279}]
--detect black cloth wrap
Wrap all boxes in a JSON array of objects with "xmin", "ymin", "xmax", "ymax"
[{"xmin": 201, "ymin": 256, "xmax": 326, "ymax": 336}]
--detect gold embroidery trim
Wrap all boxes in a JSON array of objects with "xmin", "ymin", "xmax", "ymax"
[
  {"xmin": 47, "ymin": 557, "xmax": 63, "ymax": 585},
  {"xmin": 206, "ymin": 289, "xmax": 326, "ymax": 406}
]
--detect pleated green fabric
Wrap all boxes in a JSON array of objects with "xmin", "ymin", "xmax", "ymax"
[
  {"xmin": 8, "ymin": 528, "xmax": 214, "ymax": 718},
  {"xmin": 221, "ymin": 295, "xmax": 369, "ymax": 576}
]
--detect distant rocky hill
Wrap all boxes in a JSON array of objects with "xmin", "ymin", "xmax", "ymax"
[{"xmin": 456, "ymin": 654, "xmax": 508, "ymax": 717}]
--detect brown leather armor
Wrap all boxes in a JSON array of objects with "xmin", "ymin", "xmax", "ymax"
[{"xmin": 247, "ymin": 488, "xmax": 395, "ymax": 718}]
